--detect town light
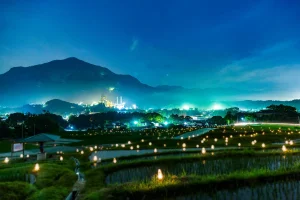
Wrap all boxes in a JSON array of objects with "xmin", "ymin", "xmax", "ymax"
[{"xmin": 157, "ymin": 169, "xmax": 163, "ymax": 180}]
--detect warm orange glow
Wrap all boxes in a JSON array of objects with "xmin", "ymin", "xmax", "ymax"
[
  {"xmin": 4, "ymin": 157, "xmax": 9, "ymax": 163},
  {"xmin": 93, "ymin": 155, "xmax": 98, "ymax": 162},
  {"xmin": 157, "ymin": 169, "xmax": 163, "ymax": 180},
  {"xmin": 282, "ymin": 145, "xmax": 287, "ymax": 152},
  {"xmin": 33, "ymin": 163, "xmax": 40, "ymax": 172}
]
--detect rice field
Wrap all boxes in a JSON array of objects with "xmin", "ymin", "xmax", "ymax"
[
  {"xmin": 175, "ymin": 180, "xmax": 300, "ymax": 200},
  {"xmin": 106, "ymin": 154, "xmax": 300, "ymax": 184}
]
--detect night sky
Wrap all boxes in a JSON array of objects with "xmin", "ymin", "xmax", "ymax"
[{"xmin": 1, "ymin": 0, "xmax": 300, "ymax": 99}]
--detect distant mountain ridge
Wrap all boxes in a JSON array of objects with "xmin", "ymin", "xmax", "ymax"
[
  {"xmin": 1, "ymin": 57, "xmax": 298, "ymax": 109},
  {"xmin": 0, "ymin": 57, "xmax": 160, "ymax": 107}
]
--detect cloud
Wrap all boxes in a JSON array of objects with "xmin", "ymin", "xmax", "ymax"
[
  {"xmin": 130, "ymin": 38, "xmax": 139, "ymax": 52},
  {"xmin": 218, "ymin": 40, "xmax": 300, "ymax": 86}
]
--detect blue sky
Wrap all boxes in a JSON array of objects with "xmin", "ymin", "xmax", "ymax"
[{"xmin": 1, "ymin": 0, "xmax": 300, "ymax": 99}]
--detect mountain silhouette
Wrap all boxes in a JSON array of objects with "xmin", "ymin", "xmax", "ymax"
[{"xmin": 0, "ymin": 57, "xmax": 161, "ymax": 107}]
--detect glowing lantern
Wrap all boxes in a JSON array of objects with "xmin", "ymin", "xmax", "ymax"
[
  {"xmin": 214, "ymin": 138, "xmax": 218, "ymax": 142},
  {"xmin": 182, "ymin": 143, "xmax": 186, "ymax": 148},
  {"xmin": 196, "ymin": 144, "xmax": 199, "ymax": 148},
  {"xmin": 238, "ymin": 143, "xmax": 241, "ymax": 147},
  {"xmin": 157, "ymin": 169, "xmax": 163, "ymax": 180},
  {"xmin": 262, "ymin": 143, "xmax": 265, "ymax": 148},
  {"xmin": 154, "ymin": 148, "xmax": 157, "ymax": 153},
  {"xmin": 26, "ymin": 154, "xmax": 30, "ymax": 158},
  {"xmin": 282, "ymin": 145, "xmax": 287, "ymax": 152},
  {"xmin": 33, "ymin": 163, "xmax": 40, "ymax": 172},
  {"xmin": 137, "ymin": 145, "xmax": 140, "ymax": 149},
  {"xmin": 93, "ymin": 155, "xmax": 98, "ymax": 162},
  {"xmin": 20, "ymin": 154, "xmax": 23, "ymax": 158},
  {"xmin": 289, "ymin": 141, "xmax": 294, "ymax": 145},
  {"xmin": 211, "ymin": 145, "xmax": 214, "ymax": 149},
  {"xmin": 60, "ymin": 156, "xmax": 63, "ymax": 161},
  {"xmin": 164, "ymin": 144, "xmax": 166, "ymax": 147},
  {"xmin": 81, "ymin": 150, "xmax": 84, "ymax": 155},
  {"xmin": 76, "ymin": 149, "xmax": 79, "ymax": 152},
  {"xmin": 149, "ymin": 142, "xmax": 152, "ymax": 146},
  {"xmin": 130, "ymin": 146, "xmax": 134, "ymax": 150},
  {"xmin": 202, "ymin": 148, "xmax": 206, "ymax": 154},
  {"xmin": 4, "ymin": 157, "xmax": 9, "ymax": 163},
  {"xmin": 113, "ymin": 158, "xmax": 117, "ymax": 163}
]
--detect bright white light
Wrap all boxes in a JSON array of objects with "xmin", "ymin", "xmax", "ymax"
[
  {"xmin": 182, "ymin": 105, "xmax": 190, "ymax": 110},
  {"xmin": 132, "ymin": 104, "xmax": 137, "ymax": 109},
  {"xmin": 212, "ymin": 103, "xmax": 223, "ymax": 110}
]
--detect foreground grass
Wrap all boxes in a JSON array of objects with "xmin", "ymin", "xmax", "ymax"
[{"xmin": 0, "ymin": 160, "xmax": 77, "ymax": 200}]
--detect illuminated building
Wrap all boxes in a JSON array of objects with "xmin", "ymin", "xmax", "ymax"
[{"xmin": 114, "ymin": 96, "xmax": 125, "ymax": 110}]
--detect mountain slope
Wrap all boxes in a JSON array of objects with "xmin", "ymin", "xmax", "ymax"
[{"xmin": 0, "ymin": 57, "xmax": 157, "ymax": 107}]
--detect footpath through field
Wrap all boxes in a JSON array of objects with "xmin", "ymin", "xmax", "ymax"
[{"xmin": 173, "ymin": 128, "xmax": 214, "ymax": 139}]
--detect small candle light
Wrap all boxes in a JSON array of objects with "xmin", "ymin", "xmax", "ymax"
[
  {"xmin": 157, "ymin": 169, "xmax": 163, "ymax": 180},
  {"xmin": 33, "ymin": 163, "xmax": 40, "ymax": 172},
  {"xmin": 4, "ymin": 157, "xmax": 9, "ymax": 163}
]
